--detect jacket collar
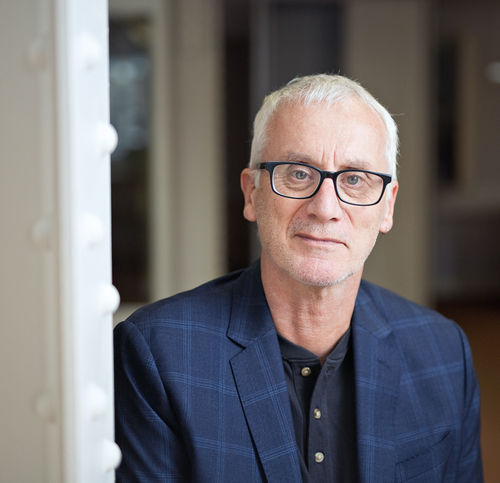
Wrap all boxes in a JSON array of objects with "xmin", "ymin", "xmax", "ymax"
[{"xmin": 226, "ymin": 260, "xmax": 275, "ymax": 347}]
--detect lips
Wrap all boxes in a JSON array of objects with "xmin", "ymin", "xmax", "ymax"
[{"xmin": 295, "ymin": 233, "xmax": 346, "ymax": 246}]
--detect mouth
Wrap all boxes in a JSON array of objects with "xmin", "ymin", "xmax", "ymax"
[{"xmin": 295, "ymin": 233, "xmax": 346, "ymax": 247}]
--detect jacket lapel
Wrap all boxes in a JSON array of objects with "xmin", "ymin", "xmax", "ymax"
[
  {"xmin": 227, "ymin": 262, "xmax": 302, "ymax": 482},
  {"xmin": 352, "ymin": 283, "xmax": 400, "ymax": 483}
]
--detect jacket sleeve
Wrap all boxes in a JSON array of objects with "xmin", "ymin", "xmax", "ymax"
[
  {"xmin": 456, "ymin": 326, "xmax": 484, "ymax": 482},
  {"xmin": 114, "ymin": 320, "xmax": 191, "ymax": 482}
]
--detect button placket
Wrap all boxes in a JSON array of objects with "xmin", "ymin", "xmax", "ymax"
[{"xmin": 307, "ymin": 363, "xmax": 329, "ymax": 476}]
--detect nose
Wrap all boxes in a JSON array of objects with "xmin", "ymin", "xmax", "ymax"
[{"xmin": 304, "ymin": 177, "xmax": 344, "ymax": 221}]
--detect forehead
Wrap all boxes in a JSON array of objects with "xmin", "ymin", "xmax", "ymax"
[{"xmin": 263, "ymin": 98, "xmax": 387, "ymax": 168}]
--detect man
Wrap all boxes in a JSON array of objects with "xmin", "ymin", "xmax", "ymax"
[{"xmin": 114, "ymin": 74, "xmax": 483, "ymax": 482}]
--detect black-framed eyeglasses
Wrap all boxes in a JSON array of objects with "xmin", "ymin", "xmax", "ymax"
[{"xmin": 258, "ymin": 161, "xmax": 392, "ymax": 206}]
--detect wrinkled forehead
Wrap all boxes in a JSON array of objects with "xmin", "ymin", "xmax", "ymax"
[{"xmin": 265, "ymin": 98, "xmax": 387, "ymax": 147}]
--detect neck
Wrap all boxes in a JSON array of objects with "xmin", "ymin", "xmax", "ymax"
[{"xmin": 261, "ymin": 259, "xmax": 361, "ymax": 362}]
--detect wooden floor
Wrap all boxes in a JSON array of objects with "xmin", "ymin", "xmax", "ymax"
[{"xmin": 437, "ymin": 301, "xmax": 500, "ymax": 482}]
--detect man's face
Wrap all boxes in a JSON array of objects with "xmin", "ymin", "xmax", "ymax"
[{"xmin": 241, "ymin": 99, "xmax": 398, "ymax": 288}]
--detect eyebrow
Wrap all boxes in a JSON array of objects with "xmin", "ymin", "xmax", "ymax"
[
  {"xmin": 338, "ymin": 158, "xmax": 374, "ymax": 171},
  {"xmin": 283, "ymin": 152, "xmax": 375, "ymax": 171},
  {"xmin": 284, "ymin": 152, "xmax": 316, "ymax": 164}
]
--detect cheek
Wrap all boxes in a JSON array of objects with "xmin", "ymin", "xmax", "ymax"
[
  {"xmin": 350, "ymin": 209, "xmax": 385, "ymax": 244},
  {"xmin": 254, "ymin": 196, "xmax": 277, "ymax": 239},
  {"xmin": 255, "ymin": 195, "xmax": 296, "ymax": 240}
]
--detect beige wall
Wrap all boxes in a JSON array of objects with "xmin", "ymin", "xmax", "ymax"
[
  {"xmin": 344, "ymin": 0, "xmax": 431, "ymax": 305},
  {"xmin": 171, "ymin": 0, "xmax": 225, "ymax": 293}
]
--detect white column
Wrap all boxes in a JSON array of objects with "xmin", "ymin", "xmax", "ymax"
[{"xmin": 0, "ymin": 1, "xmax": 119, "ymax": 481}]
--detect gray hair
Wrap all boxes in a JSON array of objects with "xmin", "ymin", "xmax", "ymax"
[{"xmin": 249, "ymin": 74, "xmax": 399, "ymax": 180}]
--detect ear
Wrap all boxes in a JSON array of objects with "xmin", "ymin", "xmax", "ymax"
[
  {"xmin": 379, "ymin": 182, "xmax": 398, "ymax": 234},
  {"xmin": 240, "ymin": 168, "xmax": 258, "ymax": 222}
]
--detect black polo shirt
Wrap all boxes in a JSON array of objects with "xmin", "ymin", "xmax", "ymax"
[{"xmin": 278, "ymin": 327, "xmax": 358, "ymax": 482}]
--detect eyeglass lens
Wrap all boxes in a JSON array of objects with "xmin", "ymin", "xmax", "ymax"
[{"xmin": 272, "ymin": 163, "xmax": 385, "ymax": 205}]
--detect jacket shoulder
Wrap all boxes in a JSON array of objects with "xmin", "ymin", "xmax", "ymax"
[
  {"xmin": 118, "ymin": 267, "xmax": 247, "ymax": 335},
  {"xmin": 357, "ymin": 280, "xmax": 468, "ymax": 351}
]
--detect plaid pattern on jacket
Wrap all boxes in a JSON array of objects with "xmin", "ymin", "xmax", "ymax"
[{"xmin": 114, "ymin": 261, "xmax": 483, "ymax": 482}]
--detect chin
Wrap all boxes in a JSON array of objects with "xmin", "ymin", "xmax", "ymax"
[{"xmin": 287, "ymin": 261, "xmax": 359, "ymax": 288}]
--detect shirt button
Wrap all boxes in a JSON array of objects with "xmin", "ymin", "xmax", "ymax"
[
  {"xmin": 313, "ymin": 408, "xmax": 322, "ymax": 419},
  {"xmin": 314, "ymin": 451, "xmax": 325, "ymax": 463},
  {"xmin": 300, "ymin": 366, "xmax": 312, "ymax": 377}
]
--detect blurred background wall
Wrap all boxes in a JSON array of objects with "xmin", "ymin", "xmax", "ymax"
[
  {"xmin": 109, "ymin": 0, "xmax": 500, "ymax": 308},
  {"xmin": 109, "ymin": 0, "xmax": 499, "ymax": 479}
]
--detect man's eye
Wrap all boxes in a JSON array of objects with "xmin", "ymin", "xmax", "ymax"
[
  {"xmin": 346, "ymin": 175, "xmax": 360, "ymax": 185},
  {"xmin": 292, "ymin": 170, "xmax": 309, "ymax": 180}
]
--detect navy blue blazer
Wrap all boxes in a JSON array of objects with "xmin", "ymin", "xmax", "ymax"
[{"xmin": 114, "ymin": 261, "xmax": 483, "ymax": 482}]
